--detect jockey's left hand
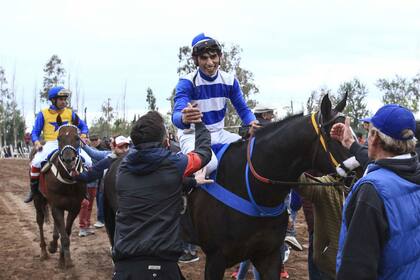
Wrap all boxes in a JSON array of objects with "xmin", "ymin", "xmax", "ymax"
[
  {"xmin": 70, "ymin": 170, "xmax": 80, "ymax": 177},
  {"xmin": 248, "ymin": 120, "xmax": 262, "ymax": 137}
]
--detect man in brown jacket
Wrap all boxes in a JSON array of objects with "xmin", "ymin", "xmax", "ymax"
[{"xmin": 296, "ymin": 174, "xmax": 347, "ymax": 280}]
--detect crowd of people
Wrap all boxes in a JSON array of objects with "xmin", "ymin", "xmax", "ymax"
[{"xmin": 23, "ymin": 32, "xmax": 420, "ymax": 280}]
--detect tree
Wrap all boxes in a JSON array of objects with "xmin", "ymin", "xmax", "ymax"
[
  {"xmin": 0, "ymin": 67, "xmax": 10, "ymax": 147},
  {"xmin": 40, "ymin": 55, "xmax": 65, "ymax": 102},
  {"xmin": 169, "ymin": 43, "xmax": 259, "ymax": 127},
  {"xmin": 0, "ymin": 67, "xmax": 26, "ymax": 147},
  {"xmin": 337, "ymin": 78, "xmax": 370, "ymax": 129},
  {"xmin": 146, "ymin": 87, "xmax": 158, "ymax": 111},
  {"xmin": 377, "ymin": 74, "xmax": 420, "ymax": 113}
]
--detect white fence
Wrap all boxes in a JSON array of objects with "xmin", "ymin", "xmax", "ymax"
[{"xmin": 0, "ymin": 144, "xmax": 30, "ymax": 159}]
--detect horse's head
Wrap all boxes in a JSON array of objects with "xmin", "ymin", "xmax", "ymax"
[
  {"xmin": 312, "ymin": 92, "xmax": 351, "ymax": 174},
  {"xmin": 57, "ymin": 125, "xmax": 81, "ymax": 171}
]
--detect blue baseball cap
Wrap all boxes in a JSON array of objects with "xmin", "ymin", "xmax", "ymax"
[{"xmin": 361, "ymin": 104, "xmax": 416, "ymax": 140}]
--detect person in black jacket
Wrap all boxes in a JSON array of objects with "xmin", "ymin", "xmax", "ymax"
[{"xmin": 112, "ymin": 109, "xmax": 211, "ymax": 280}]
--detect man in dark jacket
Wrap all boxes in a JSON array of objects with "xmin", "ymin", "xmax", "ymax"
[
  {"xmin": 112, "ymin": 110, "xmax": 211, "ymax": 280},
  {"xmin": 331, "ymin": 104, "xmax": 420, "ymax": 279}
]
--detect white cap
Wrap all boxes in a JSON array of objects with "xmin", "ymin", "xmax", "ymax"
[
  {"xmin": 115, "ymin": 135, "xmax": 130, "ymax": 146},
  {"xmin": 254, "ymin": 104, "xmax": 276, "ymax": 114}
]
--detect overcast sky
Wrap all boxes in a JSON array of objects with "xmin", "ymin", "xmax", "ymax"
[{"xmin": 1, "ymin": 0, "xmax": 419, "ymax": 130}]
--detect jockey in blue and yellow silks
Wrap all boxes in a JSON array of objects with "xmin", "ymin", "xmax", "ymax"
[{"xmin": 24, "ymin": 86, "xmax": 92, "ymax": 203}]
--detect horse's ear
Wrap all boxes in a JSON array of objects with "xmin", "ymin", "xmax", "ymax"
[
  {"xmin": 320, "ymin": 94, "xmax": 332, "ymax": 119},
  {"xmin": 335, "ymin": 91, "xmax": 348, "ymax": 113}
]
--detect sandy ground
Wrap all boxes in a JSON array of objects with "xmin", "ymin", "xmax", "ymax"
[{"xmin": 0, "ymin": 159, "xmax": 309, "ymax": 279}]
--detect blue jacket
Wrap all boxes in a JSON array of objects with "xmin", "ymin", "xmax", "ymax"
[{"xmin": 337, "ymin": 162, "xmax": 420, "ymax": 279}]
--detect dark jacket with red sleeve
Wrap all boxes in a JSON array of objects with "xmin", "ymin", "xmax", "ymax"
[{"xmin": 112, "ymin": 123, "xmax": 211, "ymax": 262}]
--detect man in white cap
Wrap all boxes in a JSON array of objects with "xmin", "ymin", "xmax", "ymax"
[{"xmin": 253, "ymin": 104, "xmax": 276, "ymax": 125}]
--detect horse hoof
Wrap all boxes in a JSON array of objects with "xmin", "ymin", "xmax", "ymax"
[
  {"xmin": 57, "ymin": 260, "xmax": 65, "ymax": 269},
  {"xmin": 48, "ymin": 242, "xmax": 57, "ymax": 254},
  {"xmin": 65, "ymin": 260, "xmax": 74, "ymax": 269},
  {"xmin": 40, "ymin": 253, "xmax": 49, "ymax": 261}
]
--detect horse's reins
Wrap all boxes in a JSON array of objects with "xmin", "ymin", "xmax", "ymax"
[{"xmin": 246, "ymin": 112, "xmax": 348, "ymax": 187}]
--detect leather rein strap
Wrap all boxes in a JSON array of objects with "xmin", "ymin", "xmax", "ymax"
[{"xmin": 246, "ymin": 112, "xmax": 344, "ymax": 186}]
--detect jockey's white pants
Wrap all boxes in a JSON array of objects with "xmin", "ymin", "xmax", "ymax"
[
  {"xmin": 178, "ymin": 128, "xmax": 241, "ymax": 175},
  {"xmin": 31, "ymin": 140, "xmax": 92, "ymax": 169}
]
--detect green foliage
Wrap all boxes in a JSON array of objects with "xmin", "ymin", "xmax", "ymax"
[
  {"xmin": 40, "ymin": 55, "xmax": 65, "ymax": 102},
  {"xmin": 146, "ymin": 87, "xmax": 158, "ymax": 111},
  {"xmin": 0, "ymin": 66, "xmax": 26, "ymax": 146},
  {"xmin": 377, "ymin": 74, "xmax": 420, "ymax": 113},
  {"xmin": 89, "ymin": 99, "xmax": 132, "ymax": 138},
  {"xmin": 337, "ymin": 78, "xmax": 370, "ymax": 129},
  {"xmin": 308, "ymin": 80, "xmax": 370, "ymax": 131}
]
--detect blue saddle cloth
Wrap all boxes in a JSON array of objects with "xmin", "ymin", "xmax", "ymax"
[{"xmin": 199, "ymin": 143, "xmax": 286, "ymax": 217}]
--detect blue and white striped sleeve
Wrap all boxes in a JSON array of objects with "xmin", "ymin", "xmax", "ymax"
[
  {"xmin": 229, "ymin": 79, "xmax": 256, "ymax": 125},
  {"xmin": 172, "ymin": 79, "xmax": 193, "ymax": 129}
]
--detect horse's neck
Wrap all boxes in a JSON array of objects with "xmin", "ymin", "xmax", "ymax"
[{"xmin": 217, "ymin": 117, "xmax": 315, "ymax": 206}]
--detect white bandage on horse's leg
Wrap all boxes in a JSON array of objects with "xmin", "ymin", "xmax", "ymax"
[{"xmin": 336, "ymin": 156, "xmax": 360, "ymax": 177}]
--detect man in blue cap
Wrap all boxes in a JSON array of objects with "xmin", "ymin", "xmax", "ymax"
[
  {"xmin": 172, "ymin": 33, "xmax": 259, "ymax": 175},
  {"xmin": 331, "ymin": 104, "xmax": 420, "ymax": 279}
]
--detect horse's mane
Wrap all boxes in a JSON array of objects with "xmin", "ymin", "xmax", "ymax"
[{"xmin": 254, "ymin": 113, "xmax": 304, "ymax": 138}]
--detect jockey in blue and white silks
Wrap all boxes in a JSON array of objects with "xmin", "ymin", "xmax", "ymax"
[{"xmin": 172, "ymin": 33, "xmax": 257, "ymax": 174}]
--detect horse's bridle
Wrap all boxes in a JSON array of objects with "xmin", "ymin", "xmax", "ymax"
[
  {"xmin": 310, "ymin": 111, "xmax": 345, "ymax": 169},
  {"xmin": 246, "ymin": 111, "xmax": 346, "ymax": 186}
]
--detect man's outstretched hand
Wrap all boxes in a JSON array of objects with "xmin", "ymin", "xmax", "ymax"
[
  {"xmin": 330, "ymin": 117, "xmax": 355, "ymax": 149},
  {"xmin": 182, "ymin": 103, "xmax": 203, "ymax": 124}
]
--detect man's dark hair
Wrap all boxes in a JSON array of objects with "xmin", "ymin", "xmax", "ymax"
[
  {"xmin": 130, "ymin": 111, "xmax": 166, "ymax": 145},
  {"xmin": 356, "ymin": 132, "xmax": 363, "ymax": 138}
]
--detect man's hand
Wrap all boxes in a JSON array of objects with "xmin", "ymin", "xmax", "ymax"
[
  {"xmin": 330, "ymin": 117, "xmax": 355, "ymax": 149},
  {"xmin": 194, "ymin": 168, "xmax": 214, "ymax": 185},
  {"xmin": 248, "ymin": 120, "xmax": 262, "ymax": 137},
  {"xmin": 181, "ymin": 103, "xmax": 202, "ymax": 124},
  {"xmin": 70, "ymin": 170, "xmax": 80, "ymax": 177},
  {"xmin": 34, "ymin": 141, "xmax": 43, "ymax": 152}
]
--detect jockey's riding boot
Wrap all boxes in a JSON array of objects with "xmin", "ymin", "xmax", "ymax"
[{"xmin": 24, "ymin": 179, "xmax": 39, "ymax": 203}]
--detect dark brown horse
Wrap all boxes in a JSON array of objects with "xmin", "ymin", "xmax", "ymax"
[{"xmin": 33, "ymin": 124, "xmax": 86, "ymax": 268}]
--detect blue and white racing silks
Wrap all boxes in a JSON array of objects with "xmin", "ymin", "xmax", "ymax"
[{"xmin": 172, "ymin": 69, "xmax": 256, "ymax": 132}]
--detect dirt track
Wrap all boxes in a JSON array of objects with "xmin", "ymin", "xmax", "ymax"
[{"xmin": 0, "ymin": 159, "xmax": 309, "ymax": 279}]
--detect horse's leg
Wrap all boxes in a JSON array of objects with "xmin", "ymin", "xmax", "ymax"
[
  {"xmin": 204, "ymin": 253, "xmax": 226, "ymax": 280},
  {"xmin": 252, "ymin": 251, "xmax": 281, "ymax": 280},
  {"xmin": 34, "ymin": 197, "xmax": 48, "ymax": 260},
  {"xmin": 51, "ymin": 207, "xmax": 73, "ymax": 269},
  {"xmin": 65, "ymin": 210, "xmax": 79, "ymax": 237},
  {"xmin": 48, "ymin": 223, "xmax": 59, "ymax": 254}
]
